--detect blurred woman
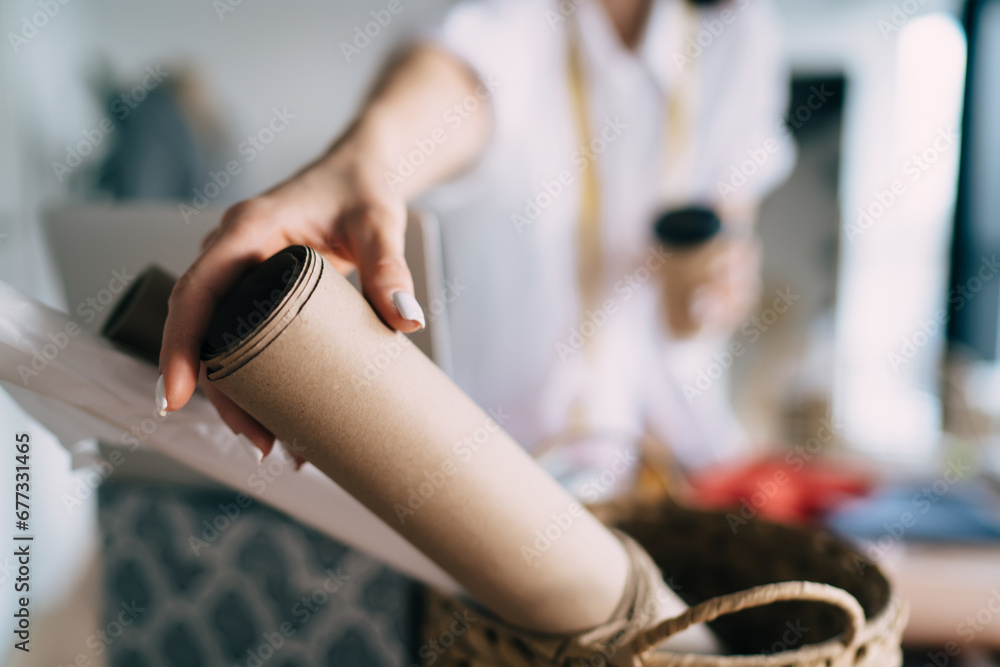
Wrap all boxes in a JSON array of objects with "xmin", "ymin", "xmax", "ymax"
[{"xmin": 157, "ymin": 0, "xmax": 794, "ymax": 490}]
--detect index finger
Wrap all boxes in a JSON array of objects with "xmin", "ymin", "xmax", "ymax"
[{"xmin": 158, "ymin": 233, "xmax": 275, "ymax": 414}]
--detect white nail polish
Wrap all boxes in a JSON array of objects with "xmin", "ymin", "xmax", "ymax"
[
  {"xmin": 391, "ymin": 291, "xmax": 426, "ymax": 328},
  {"xmin": 155, "ymin": 374, "xmax": 168, "ymax": 417},
  {"xmin": 237, "ymin": 434, "xmax": 262, "ymax": 464}
]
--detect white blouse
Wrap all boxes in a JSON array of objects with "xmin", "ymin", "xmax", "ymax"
[{"xmin": 419, "ymin": 0, "xmax": 794, "ymax": 475}]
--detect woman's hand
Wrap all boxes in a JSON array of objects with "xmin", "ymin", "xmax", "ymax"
[
  {"xmin": 158, "ymin": 135, "xmax": 422, "ymax": 458},
  {"xmin": 155, "ymin": 46, "xmax": 490, "ymax": 459},
  {"xmin": 660, "ymin": 235, "xmax": 762, "ymax": 339}
]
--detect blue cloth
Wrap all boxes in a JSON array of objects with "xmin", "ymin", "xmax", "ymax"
[{"xmin": 826, "ymin": 477, "xmax": 1000, "ymax": 544}]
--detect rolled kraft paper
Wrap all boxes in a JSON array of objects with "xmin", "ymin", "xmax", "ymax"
[
  {"xmin": 102, "ymin": 265, "xmax": 177, "ymax": 365},
  {"xmin": 201, "ymin": 245, "xmax": 631, "ymax": 633}
]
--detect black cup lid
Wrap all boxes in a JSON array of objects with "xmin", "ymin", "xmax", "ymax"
[{"xmin": 653, "ymin": 206, "xmax": 721, "ymax": 247}]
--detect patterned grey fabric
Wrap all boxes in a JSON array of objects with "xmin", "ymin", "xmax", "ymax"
[{"xmin": 99, "ymin": 483, "xmax": 418, "ymax": 667}]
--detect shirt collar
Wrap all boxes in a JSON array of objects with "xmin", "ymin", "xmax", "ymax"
[
  {"xmin": 640, "ymin": 0, "xmax": 691, "ymax": 94},
  {"xmin": 575, "ymin": 0, "xmax": 689, "ymax": 93}
]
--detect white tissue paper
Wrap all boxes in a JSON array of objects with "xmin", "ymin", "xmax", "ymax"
[{"xmin": 0, "ymin": 279, "xmax": 458, "ymax": 592}]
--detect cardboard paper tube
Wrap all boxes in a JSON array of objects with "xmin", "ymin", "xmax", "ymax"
[{"xmin": 201, "ymin": 245, "xmax": 634, "ymax": 633}]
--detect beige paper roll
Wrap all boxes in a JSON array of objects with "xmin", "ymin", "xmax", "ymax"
[{"xmin": 201, "ymin": 245, "xmax": 630, "ymax": 633}]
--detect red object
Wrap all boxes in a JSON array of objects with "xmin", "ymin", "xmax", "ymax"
[{"xmin": 688, "ymin": 457, "xmax": 872, "ymax": 524}]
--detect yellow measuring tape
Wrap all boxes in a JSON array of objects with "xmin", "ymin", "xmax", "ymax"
[
  {"xmin": 562, "ymin": 5, "xmax": 698, "ymax": 434},
  {"xmin": 566, "ymin": 23, "xmax": 604, "ymax": 326}
]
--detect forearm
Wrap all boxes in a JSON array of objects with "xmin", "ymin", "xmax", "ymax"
[{"xmin": 312, "ymin": 46, "xmax": 492, "ymax": 202}]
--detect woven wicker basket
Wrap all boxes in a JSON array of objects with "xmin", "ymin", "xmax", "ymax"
[{"xmin": 420, "ymin": 496, "xmax": 908, "ymax": 666}]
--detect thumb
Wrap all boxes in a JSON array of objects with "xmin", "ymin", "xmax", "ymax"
[{"xmin": 344, "ymin": 206, "xmax": 424, "ymax": 332}]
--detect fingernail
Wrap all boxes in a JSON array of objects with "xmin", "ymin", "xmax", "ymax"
[
  {"xmin": 155, "ymin": 374, "xmax": 168, "ymax": 417},
  {"xmin": 237, "ymin": 434, "xmax": 262, "ymax": 464},
  {"xmin": 392, "ymin": 291, "xmax": 425, "ymax": 329}
]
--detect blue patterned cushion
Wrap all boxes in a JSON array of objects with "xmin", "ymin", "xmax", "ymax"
[{"xmin": 99, "ymin": 483, "xmax": 418, "ymax": 667}]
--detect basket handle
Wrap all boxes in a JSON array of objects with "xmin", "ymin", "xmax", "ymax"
[{"xmin": 632, "ymin": 580, "xmax": 866, "ymax": 656}]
